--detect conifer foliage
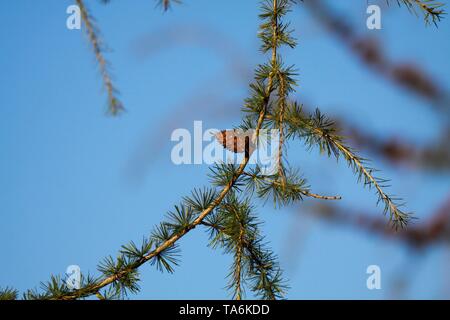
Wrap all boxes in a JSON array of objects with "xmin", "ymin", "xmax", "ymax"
[{"xmin": 0, "ymin": 0, "xmax": 445, "ymax": 300}]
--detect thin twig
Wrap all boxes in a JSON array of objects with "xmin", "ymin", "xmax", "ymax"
[
  {"xmin": 277, "ymin": 75, "xmax": 287, "ymax": 188},
  {"xmin": 76, "ymin": 0, "xmax": 123, "ymax": 115},
  {"xmin": 242, "ymin": 172, "xmax": 342, "ymax": 201}
]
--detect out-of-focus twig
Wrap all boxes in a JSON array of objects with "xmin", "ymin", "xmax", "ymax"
[
  {"xmin": 298, "ymin": 102, "xmax": 450, "ymax": 171},
  {"xmin": 344, "ymin": 125, "xmax": 450, "ymax": 170},
  {"xmin": 305, "ymin": 195, "xmax": 450, "ymax": 249},
  {"xmin": 76, "ymin": 0, "xmax": 124, "ymax": 115},
  {"xmin": 303, "ymin": 0, "xmax": 449, "ymax": 112},
  {"xmin": 125, "ymin": 24, "xmax": 251, "ymax": 182}
]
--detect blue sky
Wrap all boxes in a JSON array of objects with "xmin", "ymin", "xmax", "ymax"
[{"xmin": 0, "ymin": 0, "xmax": 449, "ymax": 299}]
